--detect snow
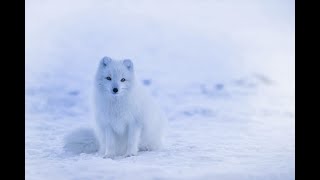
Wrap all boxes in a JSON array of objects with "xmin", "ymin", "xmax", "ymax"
[{"xmin": 25, "ymin": 0, "xmax": 295, "ymax": 179}]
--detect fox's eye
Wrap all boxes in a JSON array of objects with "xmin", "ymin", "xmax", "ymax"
[
  {"xmin": 121, "ymin": 78, "xmax": 126, "ymax": 82},
  {"xmin": 106, "ymin": 77, "xmax": 111, "ymax": 80}
]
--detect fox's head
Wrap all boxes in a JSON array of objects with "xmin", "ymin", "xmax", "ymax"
[{"xmin": 95, "ymin": 56, "xmax": 135, "ymax": 97}]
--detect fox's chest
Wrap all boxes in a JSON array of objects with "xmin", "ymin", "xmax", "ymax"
[
  {"xmin": 106, "ymin": 109, "xmax": 135, "ymax": 134},
  {"xmin": 99, "ymin": 96, "xmax": 140, "ymax": 134}
]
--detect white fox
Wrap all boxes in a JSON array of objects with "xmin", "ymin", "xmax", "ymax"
[{"xmin": 64, "ymin": 57, "xmax": 167, "ymax": 158}]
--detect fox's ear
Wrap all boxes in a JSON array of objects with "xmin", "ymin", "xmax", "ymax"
[
  {"xmin": 101, "ymin": 56, "xmax": 112, "ymax": 67},
  {"xmin": 123, "ymin": 59, "xmax": 133, "ymax": 71}
]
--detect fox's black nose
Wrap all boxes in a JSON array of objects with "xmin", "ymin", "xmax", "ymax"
[{"xmin": 113, "ymin": 88, "xmax": 118, "ymax": 93}]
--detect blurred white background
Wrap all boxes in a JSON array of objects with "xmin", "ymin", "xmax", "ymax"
[{"xmin": 26, "ymin": 0, "xmax": 294, "ymax": 179}]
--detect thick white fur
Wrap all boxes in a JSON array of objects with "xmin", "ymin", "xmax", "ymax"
[
  {"xmin": 93, "ymin": 57, "xmax": 167, "ymax": 158},
  {"xmin": 64, "ymin": 128, "xmax": 99, "ymax": 154}
]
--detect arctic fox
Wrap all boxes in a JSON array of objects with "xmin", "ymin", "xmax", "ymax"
[{"xmin": 64, "ymin": 57, "xmax": 167, "ymax": 158}]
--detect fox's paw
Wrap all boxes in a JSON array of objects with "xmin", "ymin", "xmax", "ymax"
[
  {"xmin": 124, "ymin": 151, "xmax": 137, "ymax": 157},
  {"xmin": 124, "ymin": 153, "xmax": 135, "ymax": 157},
  {"xmin": 103, "ymin": 153, "xmax": 115, "ymax": 159},
  {"xmin": 139, "ymin": 147, "xmax": 150, "ymax": 152}
]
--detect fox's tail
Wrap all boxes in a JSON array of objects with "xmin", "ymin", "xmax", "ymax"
[{"xmin": 63, "ymin": 127, "xmax": 99, "ymax": 154}]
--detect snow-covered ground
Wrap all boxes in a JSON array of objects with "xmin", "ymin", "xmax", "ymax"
[{"xmin": 25, "ymin": 0, "xmax": 295, "ymax": 179}]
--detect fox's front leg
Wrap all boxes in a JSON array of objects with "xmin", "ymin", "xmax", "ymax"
[
  {"xmin": 125, "ymin": 123, "xmax": 141, "ymax": 157},
  {"xmin": 103, "ymin": 126, "xmax": 117, "ymax": 159},
  {"xmin": 96, "ymin": 127, "xmax": 106, "ymax": 155}
]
